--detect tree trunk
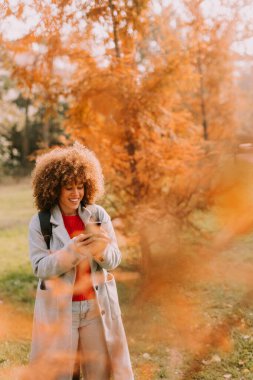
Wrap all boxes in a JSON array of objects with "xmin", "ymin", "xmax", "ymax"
[
  {"xmin": 139, "ymin": 229, "xmax": 152, "ymax": 280},
  {"xmin": 42, "ymin": 117, "xmax": 50, "ymax": 148},
  {"xmin": 42, "ymin": 103, "xmax": 51, "ymax": 148},
  {"xmin": 125, "ymin": 128, "xmax": 142, "ymax": 201},
  {"xmin": 133, "ymin": 0, "xmax": 141, "ymax": 14},
  {"xmin": 197, "ymin": 49, "xmax": 208, "ymax": 140},
  {"xmin": 21, "ymin": 98, "xmax": 30, "ymax": 167},
  {"xmin": 108, "ymin": 0, "xmax": 121, "ymax": 58}
]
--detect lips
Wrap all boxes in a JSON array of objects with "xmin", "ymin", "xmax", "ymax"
[{"xmin": 69, "ymin": 199, "xmax": 80, "ymax": 204}]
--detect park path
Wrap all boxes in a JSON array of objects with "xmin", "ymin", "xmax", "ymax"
[
  {"xmin": 0, "ymin": 300, "xmax": 33, "ymax": 379},
  {"xmin": 0, "ymin": 300, "xmax": 32, "ymax": 341}
]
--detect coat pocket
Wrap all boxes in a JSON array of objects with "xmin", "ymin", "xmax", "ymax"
[
  {"xmin": 35, "ymin": 286, "xmax": 59, "ymax": 324},
  {"xmin": 39, "ymin": 279, "xmax": 47, "ymax": 290},
  {"xmin": 105, "ymin": 273, "xmax": 121, "ymax": 319}
]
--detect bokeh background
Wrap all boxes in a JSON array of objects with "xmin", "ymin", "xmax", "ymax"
[{"xmin": 1, "ymin": 0, "xmax": 253, "ymax": 379}]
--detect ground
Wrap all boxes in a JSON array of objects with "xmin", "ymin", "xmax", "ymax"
[{"xmin": 1, "ymin": 178, "xmax": 253, "ymax": 380}]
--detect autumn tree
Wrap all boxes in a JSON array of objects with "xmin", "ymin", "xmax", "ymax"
[
  {"xmin": 1, "ymin": 0, "xmax": 250, "ymax": 274},
  {"xmin": 177, "ymin": 0, "xmax": 249, "ymax": 141},
  {"xmin": 0, "ymin": 53, "xmax": 24, "ymax": 173},
  {"xmin": 0, "ymin": 0, "xmax": 72, "ymax": 164},
  {"xmin": 60, "ymin": 2, "xmax": 209, "ymax": 274},
  {"xmin": 235, "ymin": 65, "xmax": 253, "ymax": 140}
]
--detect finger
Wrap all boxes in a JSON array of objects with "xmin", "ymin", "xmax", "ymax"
[
  {"xmin": 88, "ymin": 231, "xmax": 109, "ymax": 239},
  {"xmin": 84, "ymin": 236, "xmax": 110, "ymax": 245},
  {"xmin": 81, "ymin": 231, "xmax": 109, "ymax": 240},
  {"xmin": 78, "ymin": 237, "xmax": 94, "ymax": 246},
  {"xmin": 99, "ymin": 231, "xmax": 109, "ymax": 238},
  {"xmin": 75, "ymin": 233, "xmax": 93, "ymax": 242},
  {"xmin": 80, "ymin": 236, "xmax": 110, "ymax": 245}
]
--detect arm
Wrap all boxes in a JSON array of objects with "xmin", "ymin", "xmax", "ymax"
[{"xmin": 29, "ymin": 214, "xmax": 86, "ymax": 280}]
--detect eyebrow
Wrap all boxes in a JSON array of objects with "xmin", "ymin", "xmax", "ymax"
[{"xmin": 65, "ymin": 182, "xmax": 84, "ymax": 187}]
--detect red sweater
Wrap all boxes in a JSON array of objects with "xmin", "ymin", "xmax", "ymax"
[{"xmin": 62, "ymin": 214, "xmax": 95, "ymax": 301}]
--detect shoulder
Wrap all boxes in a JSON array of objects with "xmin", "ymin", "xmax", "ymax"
[
  {"xmin": 86, "ymin": 204, "xmax": 111, "ymax": 223},
  {"xmin": 29, "ymin": 213, "xmax": 40, "ymax": 231}
]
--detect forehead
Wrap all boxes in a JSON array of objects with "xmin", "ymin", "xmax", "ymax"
[{"xmin": 62, "ymin": 179, "xmax": 84, "ymax": 186}]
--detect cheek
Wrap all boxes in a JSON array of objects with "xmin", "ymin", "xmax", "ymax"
[
  {"xmin": 59, "ymin": 190, "xmax": 69, "ymax": 203},
  {"xmin": 59, "ymin": 191, "xmax": 63, "ymax": 203}
]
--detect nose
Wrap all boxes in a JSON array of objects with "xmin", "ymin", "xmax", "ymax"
[{"xmin": 71, "ymin": 187, "xmax": 79, "ymax": 196}]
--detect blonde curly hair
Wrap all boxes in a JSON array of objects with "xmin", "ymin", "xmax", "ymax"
[{"xmin": 32, "ymin": 142, "xmax": 104, "ymax": 211}]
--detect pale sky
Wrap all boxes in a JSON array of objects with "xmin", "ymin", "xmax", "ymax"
[{"xmin": 1, "ymin": 0, "xmax": 253, "ymax": 56}]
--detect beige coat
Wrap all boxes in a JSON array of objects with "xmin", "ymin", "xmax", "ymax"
[{"xmin": 29, "ymin": 204, "xmax": 134, "ymax": 380}]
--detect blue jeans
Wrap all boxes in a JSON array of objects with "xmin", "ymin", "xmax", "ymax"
[{"xmin": 71, "ymin": 300, "xmax": 111, "ymax": 380}]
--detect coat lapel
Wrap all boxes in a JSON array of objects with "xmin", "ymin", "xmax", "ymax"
[{"xmin": 78, "ymin": 204, "xmax": 94, "ymax": 225}]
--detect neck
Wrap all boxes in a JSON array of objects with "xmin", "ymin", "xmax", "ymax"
[
  {"xmin": 63, "ymin": 211, "xmax": 77, "ymax": 216},
  {"xmin": 59, "ymin": 205, "xmax": 78, "ymax": 216}
]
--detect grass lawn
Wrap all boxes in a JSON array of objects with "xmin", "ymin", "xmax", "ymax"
[{"xmin": 1, "ymin": 178, "xmax": 253, "ymax": 379}]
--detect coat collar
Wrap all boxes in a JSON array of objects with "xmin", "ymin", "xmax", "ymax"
[
  {"xmin": 50, "ymin": 204, "xmax": 93, "ymax": 225},
  {"xmin": 50, "ymin": 204, "xmax": 94, "ymax": 246}
]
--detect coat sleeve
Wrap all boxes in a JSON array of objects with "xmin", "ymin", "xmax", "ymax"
[
  {"xmin": 92, "ymin": 205, "xmax": 122, "ymax": 271},
  {"xmin": 28, "ymin": 214, "xmax": 86, "ymax": 280}
]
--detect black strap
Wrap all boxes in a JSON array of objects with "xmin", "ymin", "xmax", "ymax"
[
  {"xmin": 38, "ymin": 210, "xmax": 52, "ymax": 249},
  {"xmin": 72, "ymin": 366, "xmax": 80, "ymax": 380}
]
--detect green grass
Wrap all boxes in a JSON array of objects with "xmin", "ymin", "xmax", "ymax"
[
  {"xmin": 0, "ymin": 224, "xmax": 37, "ymax": 311},
  {"xmin": 0, "ymin": 341, "xmax": 31, "ymax": 368},
  {"xmin": 0, "ymin": 269, "xmax": 37, "ymax": 306},
  {"xmin": 2, "ymin": 178, "xmax": 253, "ymax": 379},
  {"xmin": 0, "ymin": 179, "xmax": 35, "ymax": 374},
  {"xmin": 0, "ymin": 178, "xmax": 35, "ymax": 229}
]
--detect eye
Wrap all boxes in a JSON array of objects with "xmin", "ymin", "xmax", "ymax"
[{"xmin": 64, "ymin": 184, "xmax": 73, "ymax": 190}]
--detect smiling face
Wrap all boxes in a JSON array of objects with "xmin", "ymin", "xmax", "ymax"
[{"xmin": 58, "ymin": 180, "xmax": 84, "ymax": 216}]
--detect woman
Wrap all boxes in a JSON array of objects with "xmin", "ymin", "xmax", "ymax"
[{"xmin": 28, "ymin": 142, "xmax": 134, "ymax": 380}]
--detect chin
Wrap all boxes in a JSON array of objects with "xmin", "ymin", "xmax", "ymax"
[{"xmin": 71, "ymin": 203, "xmax": 80, "ymax": 209}]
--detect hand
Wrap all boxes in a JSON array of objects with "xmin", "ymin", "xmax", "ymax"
[
  {"xmin": 83, "ymin": 222, "xmax": 110, "ymax": 259},
  {"xmin": 71, "ymin": 228, "xmax": 111, "ymax": 259},
  {"xmin": 82, "ymin": 229, "xmax": 111, "ymax": 259},
  {"xmin": 68, "ymin": 233, "xmax": 93, "ymax": 257}
]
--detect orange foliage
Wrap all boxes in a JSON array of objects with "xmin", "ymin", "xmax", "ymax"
[
  {"xmin": 1, "ymin": 0, "xmax": 242, "ymax": 210},
  {"xmin": 1, "ymin": 1, "xmax": 253, "ymax": 378}
]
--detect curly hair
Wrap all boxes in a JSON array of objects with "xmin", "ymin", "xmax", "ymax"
[{"xmin": 32, "ymin": 142, "xmax": 104, "ymax": 211}]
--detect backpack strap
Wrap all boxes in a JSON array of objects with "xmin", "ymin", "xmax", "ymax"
[{"xmin": 38, "ymin": 210, "xmax": 52, "ymax": 249}]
